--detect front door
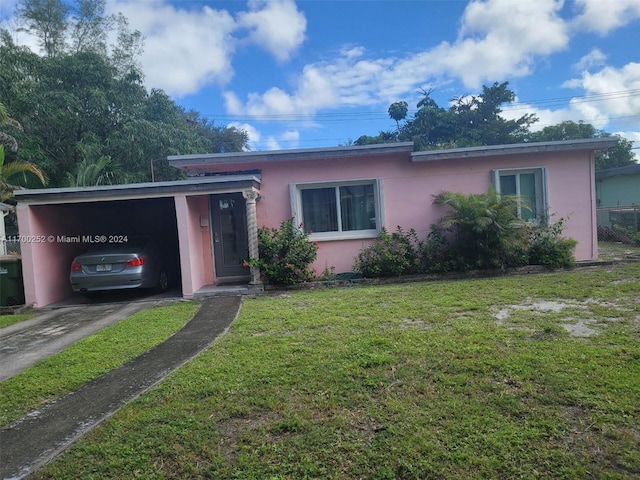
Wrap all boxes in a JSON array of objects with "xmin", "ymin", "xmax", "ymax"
[{"xmin": 210, "ymin": 193, "xmax": 250, "ymax": 281}]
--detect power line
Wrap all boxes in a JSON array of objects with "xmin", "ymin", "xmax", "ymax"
[{"xmin": 195, "ymin": 88, "xmax": 640, "ymax": 123}]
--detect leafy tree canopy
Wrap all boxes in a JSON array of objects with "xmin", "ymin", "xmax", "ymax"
[
  {"xmin": 0, "ymin": 0, "xmax": 249, "ymax": 188},
  {"xmin": 529, "ymin": 120, "xmax": 636, "ymax": 170},
  {"xmin": 357, "ymin": 82, "xmax": 636, "ymax": 170}
]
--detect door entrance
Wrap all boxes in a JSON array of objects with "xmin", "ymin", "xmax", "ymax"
[{"xmin": 210, "ymin": 193, "xmax": 250, "ymax": 282}]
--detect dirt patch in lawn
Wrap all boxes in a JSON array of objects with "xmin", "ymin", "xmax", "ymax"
[{"xmin": 493, "ymin": 298, "xmax": 630, "ymax": 337}]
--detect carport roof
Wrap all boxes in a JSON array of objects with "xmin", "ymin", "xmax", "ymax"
[{"xmin": 13, "ymin": 175, "xmax": 261, "ymax": 204}]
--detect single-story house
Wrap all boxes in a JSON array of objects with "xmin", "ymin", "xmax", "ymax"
[
  {"xmin": 595, "ymin": 164, "xmax": 640, "ymax": 208},
  {"xmin": 595, "ymin": 163, "xmax": 640, "ymax": 238},
  {"xmin": 15, "ymin": 137, "xmax": 617, "ymax": 307}
]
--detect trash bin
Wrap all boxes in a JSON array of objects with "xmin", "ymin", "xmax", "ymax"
[{"xmin": 0, "ymin": 257, "xmax": 25, "ymax": 306}]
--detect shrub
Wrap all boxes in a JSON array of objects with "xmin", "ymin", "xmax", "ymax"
[
  {"xmin": 353, "ymin": 227, "xmax": 422, "ymax": 277},
  {"xmin": 527, "ymin": 217, "xmax": 577, "ymax": 268},
  {"xmin": 353, "ymin": 190, "xmax": 579, "ymax": 279},
  {"xmin": 247, "ymin": 218, "xmax": 318, "ymax": 285},
  {"xmin": 432, "ymin": 188, "xmax": 529, "ymax": 270},
  {"xmin": 420, "ymin": 223, "xmax": 468, "ymax": 272}
]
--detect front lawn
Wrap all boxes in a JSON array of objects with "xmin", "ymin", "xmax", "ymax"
[
  {"xmin": 0, "ymin": 313, "xmax": 36, "ymax": 329},
  {"xmin": 0, "ymin": 301, "xmax": 200, "ymax": 427},
  {"xmin": 35, "ymin": 264, "xmax": 640, "ymax": 479}
]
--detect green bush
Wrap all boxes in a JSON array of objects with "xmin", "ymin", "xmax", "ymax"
[
  {"xmin": 420, "ymin": 223, "xmax": 467, "ymax": 272},
  {"xmin": 247, "ymin": 218, "xmax": 318, "ymax": 285},
  {"xmin": 431, "ymin": 189, "xmax": 529, "ymax": 270},
  {"xmin": 527, "ymin": 217, "xmax": 577, "ymax": 268},
  {"xmin": 353, "ymin": 190, "xmax": 578, "ymax": 278},
  {"xmin": 353, "ymin": 227, "xmax": 422, "ymax": 277}
]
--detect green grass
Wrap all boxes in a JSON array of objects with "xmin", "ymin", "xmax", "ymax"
[
  {"xmin": 0, "ymin": 313, "xmax": 36, "ymax": 329},
  {"xmin": 33, "ymin": 264, "xmax": 640, "ymax": 479},
  {"xmin": 0, "ymin": 301, "xmax": 200, "ymax": 427},
  {"xmin": 598, "ymin": 241, "xmax": 640, "ymax": 260}
]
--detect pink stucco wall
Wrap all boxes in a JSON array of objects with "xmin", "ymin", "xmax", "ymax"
[
  {"xmin": 17, "ymin": 204, "xmax": 96, "ymax": 307},
  {"xmin": 18, "ymin": 197, "xmax": 181, "ymax": 307},
  {"xmin": 175, "ymin": 194, "xmax": 214, "ymax": 297},
  {"xmin": 193, "ymin": 149, "xmax": 597, "ymax": 273}
]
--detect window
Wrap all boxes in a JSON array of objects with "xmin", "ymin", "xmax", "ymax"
[
  {"xmin": 493, "ymin": 168, "xmax": 547, "ymax": 222},
  {"xmin": 290, "ymin": 179, "xmax": 383, "ymax": 240}
]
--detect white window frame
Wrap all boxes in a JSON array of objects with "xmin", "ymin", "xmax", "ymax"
[
  {"xmin": 290, "ymin": 178, "xmax": 384, "ymax": 241},
  {"xmin": 492, "ymin": 167, "xmax": 548, "ymax": 223}
]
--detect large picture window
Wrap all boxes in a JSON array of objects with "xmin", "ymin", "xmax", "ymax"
[
  {"xmin": 291, "ymin": 179, "xmax": 383, "ymax": 240},
  {"xmin": 493, "ymin": 168, "xmax": 547, "ymax": 222}
]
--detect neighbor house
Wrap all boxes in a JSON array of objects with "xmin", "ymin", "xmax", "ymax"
[
  {"xmin": 14, "ymin": 138, "xmax": 617, "ymax": 307},
  {"xmin": 595, "ymin": 163, "xmax": 640, "ymax": 241},
  {"xmin": 595, "ymin": 164, "xmax": 640, "ymax": 208}
]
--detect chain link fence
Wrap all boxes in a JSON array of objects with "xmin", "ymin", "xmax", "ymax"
[{"xmin": 597, "ymin": 206, "xmax": 640, "ymax": 244}]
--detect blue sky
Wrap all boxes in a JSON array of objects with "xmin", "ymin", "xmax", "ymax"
[{"xmin": 2, "ymin": 0, "xmax": 639, "ymax": 153}]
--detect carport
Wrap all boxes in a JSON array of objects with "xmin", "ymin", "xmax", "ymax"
[{"xmin": 15, "ymin": 175, "xmax": 261, "ymax": 307}]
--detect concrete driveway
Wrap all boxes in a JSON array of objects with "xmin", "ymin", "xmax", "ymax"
[
  {"xmin": 0, "ymin": 295, "xmax": 176, "ymax": 381},
  {"xmin": 0, "ymin": 296, "xmax": 241, "ymax": 480}
]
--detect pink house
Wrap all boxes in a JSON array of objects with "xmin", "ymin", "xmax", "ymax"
[{"xmin": 15, "ymin": 138, "xmax": 616, "ymax": 307}]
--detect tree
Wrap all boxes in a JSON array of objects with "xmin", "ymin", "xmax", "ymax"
[
  {"xmin": 595, "ymin": 136, "xmax": 636, "ymax": 170},
  {"xmin": 69, "ymin": 0, "xmax": 113, "ymax": 55},
  {"xmin": 0, "ymin": 23, "xmax": 248, "ymax": 187},
  {"xmin": 0, "ymin": 102, "xmax": 47, "ymax": 199},
  {"xmin": 16, "ymin": 0, "xmax": 69, "ymax": 57},
  {"xmin": 388, "ymin": 101, "xmax": 408, "ymax": 129},
  {"xmin": 393, "ymin": 82, "xmax": 537, "ymax": 150},
  {"xmin": 432, "ymin": 188, "xmax": 527, "ymax": 270},
  {"xmin": 0, "ymin": 101, "xmax": 23, "ymax": 152},
  {"xmin": 529, "ymin": 120, "xmax": 598, "ymax": 141},
  {"xmin": 186, "ymin": 112, "xmax": 250, "ymax": 153},
  {"xmin": 65, "ymin": 155, "xmax": 120, "ymax": 186},
  {"xmin": 0, "ymin": 146, "xmax": 48, "ymax": 200},
  {"xmin": 353, "ymin": 131, "xmax": 396, "ymax": 146},
  {"xmin": 529, "ymin": 120, "xmax": 636, "ymax": 170},
  {"xmin": 359, "ymin": 84, "xmax": 634, "ymax": 166}
]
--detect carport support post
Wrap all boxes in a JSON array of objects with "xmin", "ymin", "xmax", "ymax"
[{"xmin": 243, "ymin": 190, "xmax": 262, "ymax": 286}]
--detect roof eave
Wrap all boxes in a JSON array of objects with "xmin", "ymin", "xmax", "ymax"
[
  {"xmin": 410, "ymin": 138, "xmax": 619, "ymax": 162},
  {"xmin": 168, "ymin": 142, "xmax": 415, "ymax": 169},
  {"xmin": 14, "ymin": 175, "xmax": 261, "ymax": 204}
]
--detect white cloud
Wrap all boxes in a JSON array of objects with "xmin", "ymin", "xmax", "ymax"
[
  {"xmin": 572, "ymin": 0, "xmax": 640, "ymax": 35},
  {"xmin": 265, "ymin": 136, "xmax": 282, "ymax": 150},
  {"xmin": 502, "ymin": 62, "xmax": 640, "ymax": 156},
  {"xmin": 224, "ymin": 49, "xmax": 394, "ymax": 117},
  {"xmin": 226, "ymin": 0, "xmax": 570, "ymax": 116},
  {"xmin": 615, "ymin": 131, "xmax": 640, "ymax": 161},
  {"xmin": 236, "ymin": 0, "xmax": 306, "ymax": 62},
  {"xmin": 105, "ymin": 0, "xmax": 306, "ymax": 96},
  {"xmin": 281, "ymin": 129, "xmax": 299, "ymax": 142},
  {"xmin": 228, "ymin": 122, "xmax": 299, "ymax": 151},
  {"xmin": 107, "ymin": 0, "xmax": 237, "ymax": 97},
  {"xmin": 0, "ymin": 17, "xmax": 41, "ymax": 52},
  {"xmin": 564, "ymin": 62, "xmax": 640, "ymax": 129},
  {"xmin": 229, "ymin": 122, "xmax": 261, "ymax": 149},
  {"xmin": 573, "ymin": 48, "xmax": 607, "ymax": 71}
]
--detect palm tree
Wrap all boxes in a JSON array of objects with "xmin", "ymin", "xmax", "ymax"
[
  {"xmin": 388, "ymin": 101, "xmax": 408, "ymax": 130},
  {"xmin": 65, "ymin": 155, "xmax": 121, "ymax": 186},
  {"xmin": 0, "ymin": 102, "xmax": 48, "ymax": 200},
  {"xmin": 0, "ymin": 146, "xmax": 48, "ymax": 201},
  {"xmin": 432, "ymin": 188, "xmax": 528, "ymax": 269}
]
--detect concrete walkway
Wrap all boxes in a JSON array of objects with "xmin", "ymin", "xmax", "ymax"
[
  {"xmin": 0, "ymin": 300, "xmax": 169, "ymax": 381},
  {"xmin": 0, "ymin": 296, "xmax": 241, "ymax": 480}
]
